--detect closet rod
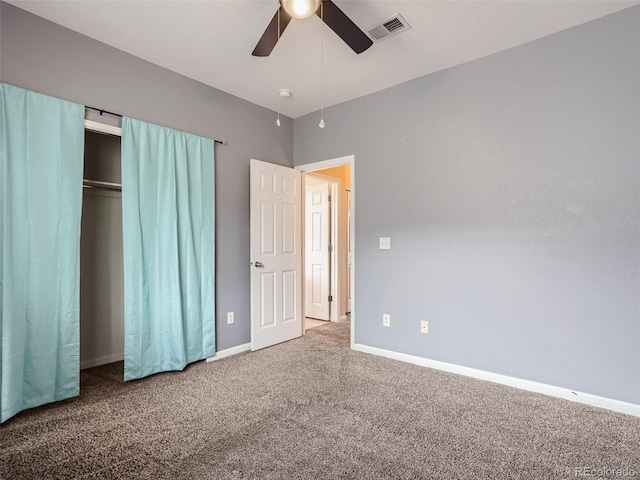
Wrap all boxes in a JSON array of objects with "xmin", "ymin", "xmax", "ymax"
[
  {"xmin": 83, "ymin": 179, "xmax": 122, "ymax": 192},
  {"xmin": 85, "ymin": 106, "xmax": 226, "ymax": 145}
]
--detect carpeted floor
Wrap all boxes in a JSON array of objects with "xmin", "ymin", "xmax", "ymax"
[{"xmin": 1, "ymin": 322, "xmax": 638, "ymax": 479}]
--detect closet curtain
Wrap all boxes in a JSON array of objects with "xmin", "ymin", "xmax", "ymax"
[
  {"xmin": 121, "ymin": 117, "xmax": 215, "ymax": 381},
  {"xmin": 0, "ymin": 83, "xmax": 84, "ymax": 423}
]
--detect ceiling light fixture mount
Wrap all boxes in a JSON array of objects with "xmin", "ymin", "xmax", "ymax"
[
  {"xmin": 279, "ymin": 89, "xmax": 292, "ymax": 98},
  {"xmin": 280, "ymin": 0, "xmax": 320, "ymax": 20}
]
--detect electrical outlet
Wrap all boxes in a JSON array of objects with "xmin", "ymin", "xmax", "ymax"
[
  {"xmin": 383, "ymin": 314, "xmax": 391, "ymax": 327},
  {"xmin": 379, "ymin": 237, "xmax": 391, "ymax": 250},
  {"xmin": 421, "ymin": 321, "xmax": 429, "ymax": 334},
  {"xmin": 227, "ymin": 312, "xmax": 235, "ymax": 325}
]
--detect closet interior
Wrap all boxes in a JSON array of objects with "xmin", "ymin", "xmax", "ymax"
[{"xmin": 80, "ymin": 129, "xmax": 124, "ymax": 370}]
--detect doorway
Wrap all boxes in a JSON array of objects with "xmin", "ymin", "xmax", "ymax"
[
  {"xmin": 249, "ymin": 155, "xmax": 356, "ymax": 350},
  {"xmin": 81, "ymin": 115, "xmax": 124, "ymax": 370},
  {"xmin": 297, "ymin": 155, "xmax": 355, "ymax": 346},
  {"xmin": 80, "ymin": 129, "xmax": 124, "ymax": 369}
]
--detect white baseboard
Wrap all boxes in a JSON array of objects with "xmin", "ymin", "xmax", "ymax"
[
  {"xmin": 81, "ymin": 343, "xmax": 252, "ymax": 369},
  {"xmin": 352, "ymin": 343, "xmax": 640, "ymax": 418},
  {"xmin": 81, "ymin": 353, "xmax": 124, "ymax": 370},
  {"xmin": 206, "ymin": 343, "xmax": 251, "ymax": 362}
]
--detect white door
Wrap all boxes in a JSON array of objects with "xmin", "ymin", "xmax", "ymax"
[
  {"xmin": 250, "ymin": 159, "xmax": 302, "ymax": 351},
  {"xmin": 304, "ymin": 179, "xmax": 331, "ymax": 320}
]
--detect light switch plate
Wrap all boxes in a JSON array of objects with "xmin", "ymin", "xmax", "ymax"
[{"xmin": 379, "ymin": 237, "xmax": 391, "ymax": 250}]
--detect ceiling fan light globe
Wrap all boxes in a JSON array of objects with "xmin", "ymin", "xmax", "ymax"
[{"xmin": 280, "ymin": 0, "xmax": 319, "ymax": 20}]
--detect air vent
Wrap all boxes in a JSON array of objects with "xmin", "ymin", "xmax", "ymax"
[{"xmin": 367, "ymin": 14, "xmax": 411, "ymax": 42}]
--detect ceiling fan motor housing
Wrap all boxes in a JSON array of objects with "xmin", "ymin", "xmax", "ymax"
[
  {"xmin": 280, "ymin": 0, "xmax": 320, "ymax": 20},
  {"xmin": 253, "ymin": 0, "xmax": 373, "ymax": 57}
]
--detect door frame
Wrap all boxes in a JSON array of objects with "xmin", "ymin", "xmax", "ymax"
[
  {"xmin": 296, "ymin": 155, "xmax": 355, "ymax": 348},
  {"xmin": 303, "ymin": 173, "xmax": 340, "ymax": 324}
]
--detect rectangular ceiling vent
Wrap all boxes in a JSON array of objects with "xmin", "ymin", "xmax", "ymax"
[{"xmin": 367, "ymin": 14, "xmax": 411, "ymax": 42}]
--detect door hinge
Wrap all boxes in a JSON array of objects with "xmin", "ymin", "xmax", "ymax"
[
  {"xmin": 328, "ymin": 295, "xmax": 333, "ymax": 302},
  {"xmin": 328, "ymin": 245, "xmax": 333, "ymax": 252},
  {"xmin": 328, "ymin": 194, "xmax": 332, "ymax": 202}
]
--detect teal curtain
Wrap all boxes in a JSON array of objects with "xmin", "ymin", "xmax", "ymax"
[
  {"xmin": 121, "ymin": 117, "xmax": 215, "ymax": 381},
  {"xmin": 0, "ymin": 83, "xmax": 84, "ymax": 423}
]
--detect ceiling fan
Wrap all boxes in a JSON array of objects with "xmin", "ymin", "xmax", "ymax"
[{"xmin": 252, "ymin": 0, "xmax": 373, "ymax": 57}]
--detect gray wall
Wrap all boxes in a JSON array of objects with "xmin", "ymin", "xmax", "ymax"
[
  {"xmin": 0, "ymin": 2, "xmax": 294, "ymax": 352},
  {"xmin": 295, "ymin": 7, "xmax": 640, "ymax": 404}
]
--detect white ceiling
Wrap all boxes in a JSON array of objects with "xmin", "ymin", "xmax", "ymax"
[{"xmin": 8, "ymin": 0, "xmax": 640, "ymax": 118}]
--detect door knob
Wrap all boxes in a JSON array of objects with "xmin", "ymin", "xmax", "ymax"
[{"xmin": 253, "ymin": 261, "xmax": 264, "ymax": 268}]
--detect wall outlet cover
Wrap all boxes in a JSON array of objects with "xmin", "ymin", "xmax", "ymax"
[{"xmin": 379, "ymin": 237, "xmax": 391, "ymax": 250}]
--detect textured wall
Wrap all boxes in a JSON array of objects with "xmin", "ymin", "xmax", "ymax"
[
  {"xmin": 0, "ymin": 2, "xmax": 294, "ymax": 351},
  {"xmin": 294, "ymin": 7, "xmax": 640, "ymax": 404}
]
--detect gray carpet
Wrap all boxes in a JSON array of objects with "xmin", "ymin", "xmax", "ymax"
[{"xmin": 1, "ymin": 322, "xmax": 638, "ymax": 479}]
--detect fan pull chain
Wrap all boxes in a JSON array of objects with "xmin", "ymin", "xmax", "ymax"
[
  {"xmin": 319, "ymin": 1, "xmax": 325, "ymax": 128},
  {"xmin": 276, "ymin": 8, "xmax": 281, "ymax": 127}
]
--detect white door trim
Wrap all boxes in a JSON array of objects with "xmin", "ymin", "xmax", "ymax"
[{"xmin": 296, "ymin": 155, "xmax": 355, "ymax": 349}]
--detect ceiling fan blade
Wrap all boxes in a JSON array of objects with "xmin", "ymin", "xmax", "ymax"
[
  {"xmin": 317, "ymin": 0, "xmax": 373, "ymax": 54},
  {"xmin": 252, "ymin": 7, "xmax": 293, "ymax": 57}
]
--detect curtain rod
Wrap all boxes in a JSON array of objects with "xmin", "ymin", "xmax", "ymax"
[
  {"xmin": 86, "ymin": 106, "xmax": 225, "ymax": 145},
  {"xmin": 83, "ymin": 179, "xmax": 121, "ymax": 192}
]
